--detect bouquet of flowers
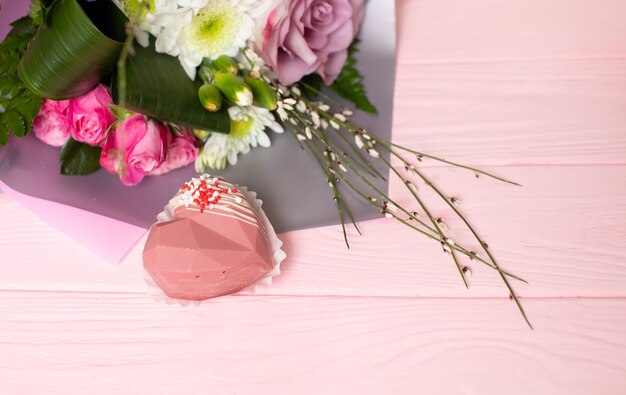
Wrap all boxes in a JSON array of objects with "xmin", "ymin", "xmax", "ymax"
[{"xmin": 0, "ymin": 0, "xmax": 530, "ymax": 326}]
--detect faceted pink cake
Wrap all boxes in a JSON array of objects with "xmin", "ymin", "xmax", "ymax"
[{"xmin": 143, "ymin": 175, "xmax": 274, "ymax": 300}]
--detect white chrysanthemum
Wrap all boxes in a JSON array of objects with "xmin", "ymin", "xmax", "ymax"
[
  {"xmin": 113, "ymin": 0, "xmax": 180, "ymax": 47},
  {"xmin": 195, "ymin": 132, "xmax": 249, "ymax": 170},
  {"xmin": 228, "ymin": 105, "xmax": 283, "ymax": 146},
  {"xmin": 196, "ymin": 106, "xmax": 283, "ymax": 171},
  {"xmin": 150, "ymin": 8, "xmax": 195, "ymax": 54},
  {"xmin": 115, "ymin": 0, "xmax": 276, "ymax": 80},
  {"xmin": 177, "ymin": 0, "xmax": 260, "ymax": 79}
]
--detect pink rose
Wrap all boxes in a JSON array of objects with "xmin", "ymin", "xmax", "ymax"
[
  {"xmin": 32, "ymin": 99, "xmax": 71, "ymax": 147},
  {"xmin": 258, "ymin": 0, "xmax": 365, "ymax": 85},
  {"xmin": 100, "ymin": 114, "xmax": 171, "ymax": 186},
  {"xmin": 149, "ymin": 129, "xmax": 199, "ymax": 175},
  {"xmin": 67, "ymin": 84, "xmax": 115, "ymax": 146}
]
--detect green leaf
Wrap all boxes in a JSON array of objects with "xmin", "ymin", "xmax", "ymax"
[
  {"xmin": 330, "ymin": 39, "xmax": 378, "ymax": 114},
  {"xmin": 112, "ymin": 39, "xmax": 231, "ymax": 134},
  {"xmin": 29, "ymin": 0, "xmax": 46, "ymax": 27},
  {"xmin": 300, "ymin": 73, "xmax": 324, "ymax": 100},
  {"xmin": 108, "ymin": 104, "xmax": 134, "ymax": 120},
  {"xmin": 15, "ymin": 96, "xmax": 43, "ymax": 122},
  {"xmin": 7, "ymin": 16, "xmax": 38, "ymax": 40},
  {"xmin": 1, "ymin": 111, "xmax": 26, "ymax": 137},
  {"xmin": 0, "ymin": 10, "xmax": 42, "ymax": 146},
  {"xmin": 60, "ymin": 138, "xmax": 102, "ymax": 176},
  {"xmin": 0, "ymin": 78, "xmax": 11, "ymax": 96},
  {"xmin": 9, "ymin": 84, "xmax": 22, "ymax": 98},
  {"xmin": 18, "ymin": 0, "xmax": 127, "ymax": 99},
  {"xmin": 0, "ymin": 129, "xmax": 8, "ymax": 146}
]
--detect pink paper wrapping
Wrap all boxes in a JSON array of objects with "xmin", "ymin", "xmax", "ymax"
[{"xmin": 0, "ymin": 179, "xmax": 146, "ymax": 262}]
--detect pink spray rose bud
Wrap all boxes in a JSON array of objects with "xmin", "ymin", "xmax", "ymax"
[
  {"xmin": 68, "ymin": 84, "xmax": 116, "ymax": 146},
  {"xmin": 149, "ymin": 128, "xmax": 199, "ymax": 176},
  {"xmin": 100, "ymin": 114, "xmax": 171, "ymax": 186},
  {"xmin": 257, "ymin": 0, "xmax": 365, "ymax": 85},
  {"xmin": 32, "ymin": 99, "xmax": 71, "ymax": 147}
]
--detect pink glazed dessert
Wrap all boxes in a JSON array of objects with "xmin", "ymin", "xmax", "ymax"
[{"xmin": 143, "ymin": 175, "xmax": 275, "ymax": 300}]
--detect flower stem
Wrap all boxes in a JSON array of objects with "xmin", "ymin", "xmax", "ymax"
[
  {"xmin": 381, "ymin": 143, "xmax": 532, "ymax": 328},
  {"xmin": 381, "ymin": 155, "xmax": 468, "ymax": 288},
  {"xmin": 302, "ymin": 121, "xmax": 525, "ymax": 281},
  {"xmin": 276, "ymin": 72, "xmax": 529, "ymax": 325},
  {"xmin": 285, "ymin": 120, "xmax": 354, "ymax": 248},
  {"xmin": 372, "ymin": 137, "xmax": 521, "ymax": 186},
  {"xmin": 293, "ymin": 90, "xmax": 384, "ymax": 179},
  {"xmin": 116, "ymin": 12, "xmax": 144, "ymax": 108},
  {"xmin": 331, "ymin": 165, "xmax": 526, "ymax": 282}
]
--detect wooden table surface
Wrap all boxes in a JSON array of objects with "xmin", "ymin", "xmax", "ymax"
[{"xmin": 1, "ymin": 0, "xmax": 626, "ymax": 393}]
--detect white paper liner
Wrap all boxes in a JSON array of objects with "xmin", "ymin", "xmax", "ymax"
[{"xmin": 144, "ymin": 182, "xmax": 287, "ymax": 305}]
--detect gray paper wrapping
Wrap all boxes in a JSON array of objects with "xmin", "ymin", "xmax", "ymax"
[{"xmin": 0, "ymin": 1, "xmax": 396, "ymax": 233}]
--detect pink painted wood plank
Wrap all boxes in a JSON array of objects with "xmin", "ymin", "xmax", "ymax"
[
  {"xmin": 392, "ymin": 0, "xmax": 626, "ymax": 165},
  {"xmin": 1, "ymin": 294, "xmax": 625, "ymax": 395},
  {"xmin": 2, "ymin": 165, "xmax": 625, "ymax": 298},
  {"xmin": 397, "ymin": 0, "xmax": 626, "ymax": 60}
]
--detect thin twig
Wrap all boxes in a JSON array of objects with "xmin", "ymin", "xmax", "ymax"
[
  {"xmin": 382, "ymin": 155, "xmax": 468, "ymax": 288},
  {"xmin": 303, "ymin": 123, "xmax": 526, "ymax": 281},
  {"xmin": 383, "ymin": 144, "xmax": 532, "ymax": 328},
  {"xmin": 373, "ymin": 138, "xmax": 521, "ymax": 186}
]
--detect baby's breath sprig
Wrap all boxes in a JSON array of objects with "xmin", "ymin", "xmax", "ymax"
[{"xmin": 239, "ymin": 48, "xmax": 531, "ymax": 327}]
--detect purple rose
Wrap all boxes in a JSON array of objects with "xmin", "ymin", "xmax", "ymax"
[
  {"xmin": 67, "ymin": 84, "xmax": 115, "ymax": 146},
  {"xmin": 100, "ymin": 114, "xmax": 171, "ymax": 186},
  {"xmin": 258, "ymin": 0, "xmax": 365, "ymax": 85},
  {"xmin": 32, "ymin": 99, "xmax": 71, "ymax": 147}
]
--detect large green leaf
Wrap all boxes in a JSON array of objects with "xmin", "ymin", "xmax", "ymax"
[
  {"xmin": 112, "ymin": 40, "xmax": 231, "ymax": 134},
  {"xmin": 60, "ymin": 137, "xmax": 102, "ymax": 176},
  {"xmin": 18, "ymin": 0, "xmax": 127, "ymax": 100}
]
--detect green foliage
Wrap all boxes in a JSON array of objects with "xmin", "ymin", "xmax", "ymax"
[
  {"xmin": 330, "ymin": 39, "xmax": 378, "ymax": 114},
  {"xmin": 60, "ymin": 138, "xmax": 102, "ymax": 176},
  {"xmin": 0, "ymin": 15, "xmax": 43, "ymax": 146}
]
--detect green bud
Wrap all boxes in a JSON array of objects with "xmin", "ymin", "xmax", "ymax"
[
  {"xmin": 199, "ymin": 66, "xmax": 215, "ymax": 84},
  {"xmin": 198, "ymin": 83, "xmax": 223, "ymax": 112},
  {"xmin": 194, "ymin": 129, "xmax": 210, "ymax": 140},
  {"xmin": 214, "ymin": 71, "xmax": 253, "ymax": 106},
  {"xmin": 121, "ymin": 0, "xmax": 156, "ymax": 19},
  {"xmin": 212, "ymin": 55, "xmax": 238, "ymax": 74},
  {"xmin": 245, "ymin": 76, "xmax": 277, "ymax": 110}
]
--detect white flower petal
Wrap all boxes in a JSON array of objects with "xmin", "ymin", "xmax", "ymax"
[
  {"xmin": 180, "ymin": 56, "xmax": 198, "ymax": 80},
  {"xmin": 257, "ymin": 131, "xmax": 271, "ymax": 147},
  {"xmin": 197, "ymin": 105, "xmax": 281, "ymax": 169},
  {"xmin": 269, "ymin": 121, "xmax": 284, "ymax": 134},
  {"xmin": 177, "ymin": 0, "xmax": 209, "ymax": 7},
  {"xmin": 134, "ymin": 29, "xmax": 150, "ymax": 47},
  {"xmin": 227, "ymin": 149, "xmax": 239, "ymax": 165}
]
